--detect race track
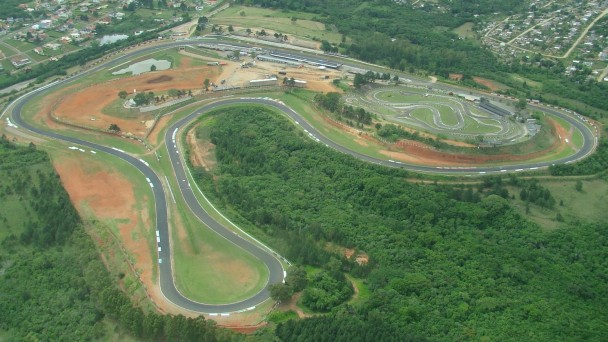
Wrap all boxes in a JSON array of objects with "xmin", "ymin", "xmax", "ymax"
[{"xmin": 5, "ymin": 39, "xmax": 598, "ymax": 314}]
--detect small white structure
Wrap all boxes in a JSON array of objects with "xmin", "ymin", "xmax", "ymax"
[{"xmin": 249, "ymin": 78, "xmax": 278, "ymax": 87}]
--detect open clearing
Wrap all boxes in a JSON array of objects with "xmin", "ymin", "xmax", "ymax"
[
  {"xmin": 510, "ymin": 178, "xmax": 608, "ymax": 230},
  {"xmin": 454, "ymin": 22, "xmax": 476, "ymax": 39},
  {"xmin": 51, "ymin": 152, "xmax": 160, "ymax": 312},
  {"xmin": 52, "ymin": 61, "xmax": 220, "ymax": 137},
  {"xmin": 212, "ymin": 5, "xmax": 343, "ymax": 44},
  {"xmin": 40, "ymin": 50, "xmax": 340, "ymax": 144}
]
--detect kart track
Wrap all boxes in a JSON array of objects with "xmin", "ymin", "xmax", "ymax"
[{"xmin": 4, "ymin": 39, "xmax": 597, "ymax": 314}]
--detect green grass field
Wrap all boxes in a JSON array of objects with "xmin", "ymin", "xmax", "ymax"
[
  {"xmin": 278, "ymin": 91, "xmax": 390, "ymax": 160},
  {"xmin": 153, "ymin": 131, "xmax": 270, "ymax": 304},
  {"xmin": 510, "ymin": 178, "xmax": 608, "ymax": 230},
  {"xmin": 547, "ymin": 113, "xmax": 588, "ymax": 150},
  {"xmin": 453, "ymin": 22, "xmax": 477, "ymax": 39},
  {"xmin": 346, "ymin": 275, "xmax": 370, "ymax": 306},
  {"xmin": 572, "ymin": 129, "xmax": 584, "ymax": 149},
  {"xmin": 375, "ymin": 91, "xmax": 426, "ymax": 103},
  {"xmin": 101, "ymin": 98, "xmax": 144, "ymax": 119},
  {"xmin": 0, "ymin": 43, "xmax": 17, "ymax": 58},
  {"xmin": 0, "ymin": 59, "xmax": 15, "ymax": 75},
  {"xmin": 410, "ymin": 107, "xmax": 436, "ymax": 126},
  {"xmin": 462, "ymin": 116, "xmax": 502, "ymax": 134},
  {"xmin": 212, "ymin": 5, "xmax": 343, "ymax": 44},
  {"xmin": 436, "ymin": 104, "xmax": 459, "ymax": 126},
  {"xmin": 4, "ymin": 39, "xmax": 37, "ymax": 54}
]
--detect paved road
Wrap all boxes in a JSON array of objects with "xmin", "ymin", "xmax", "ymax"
[
  {"xmin": 184, "ymin": 98, "xmax": 595, "ymax": 175},
  {"xmin": 6, "ymin": 41, "xmax": 288, "ymax": 314},
  {"xmin": 4, "ymin": 39, "xmax": 598, "ymax": 315}
]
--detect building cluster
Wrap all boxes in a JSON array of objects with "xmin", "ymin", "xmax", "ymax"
[
  {"xmin": 478, "ymin": 0, "xmax": 608, "ymax": 81},
  {"xmin": 0, "ymin": 0, "xmax": 193, "ymax": 73}
]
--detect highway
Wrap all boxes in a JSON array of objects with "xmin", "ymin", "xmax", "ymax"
[{"xmin": 5, "ymin": 38, "xmax": 598, "ymax": 314}]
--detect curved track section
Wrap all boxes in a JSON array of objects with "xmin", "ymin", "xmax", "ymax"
[
  {"xmin": 5, "ymin": 40, "xmax": 598, "ymax": 315},
  {"xmin": 8, "ymin": 43, "xmax": 287, "ymax": 313},
  {"xmin": 161, "ymin": 97, "xmax": 596, "ymax": 176}
]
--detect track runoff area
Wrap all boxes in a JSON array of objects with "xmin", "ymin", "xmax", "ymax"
[{"xmin": 5, "ymin": 39, "xmax": 598, "ymax": 314}]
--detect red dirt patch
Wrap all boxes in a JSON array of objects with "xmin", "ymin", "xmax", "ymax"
[
  {"xmin": 383, "ymin": 119, "xmax": 565, "ymax": 165},
  {"xmin": 51, "ymin": 66, "xmax": 220, "ymax": 137},
  {"xmin": 186, "ymin": 127, "xmax": 216, "ymax": 171},
  {"xmin": 54, "ymin": 156, "xmax": 135, "ymax": 218},
  {"xmin": 473, "ymin": 76, "xmax": 504, "ymax": 91},
  {"xmin": 54, "ymin": 155, "xmax": 159, "ymax": 316}
]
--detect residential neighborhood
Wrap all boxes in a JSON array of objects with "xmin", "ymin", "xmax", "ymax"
[
  {"xmin": 0, "ymin": 0, "xmax": 218, "ymax": 74},
  {"xmin": 478, "ymin": 0, "xmax": 608, "ymax": 81}
]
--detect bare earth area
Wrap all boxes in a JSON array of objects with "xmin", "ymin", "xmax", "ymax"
[
  {"xmin": 52, "ymin": 64, "xmax": 220, "ymax": 137},
  {"xmin": 53, "ymin": 155, "xmax": 157, "ymax": 308},
  {"xmin": 53, "ymin": 153, "xmax": 270, "ymax": 328},
  {"xmin": 473, "ymin": 76, "xmax": 505, "ymax": 91},
  {"xmin": 179, "ymin": 49, "xmax": 341, "ymax": 93},
  {"xmin": 383, "ymin": 119, "xmax": 565, "ymax": 166},
  {"xmin": 187, "ymin": 128, "xmax": 216, "ymax": 171}
]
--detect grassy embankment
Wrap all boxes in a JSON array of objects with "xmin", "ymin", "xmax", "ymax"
[{"xmin": 212, "ymin": 5, "xmax": 344, "ymax": 45}]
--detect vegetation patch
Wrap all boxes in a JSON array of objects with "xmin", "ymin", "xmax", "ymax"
[{"xmin": 188, "ymin": 105, "xmax": 608, "ymax": 340}]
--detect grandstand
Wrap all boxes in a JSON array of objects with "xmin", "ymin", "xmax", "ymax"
[
  {"xmin": 479, "ymin": 101, "xmax": 512, "ymax": 117},
  {"xmin": 268, "ymin": 51, "xmax": 342, "ymax": 69}
]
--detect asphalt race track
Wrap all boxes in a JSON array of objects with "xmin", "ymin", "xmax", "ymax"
[{"xmin": 5, "ymin": 39, "xmax": 597, "ymax": 314}]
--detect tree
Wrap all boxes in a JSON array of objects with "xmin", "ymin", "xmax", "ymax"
[
  {"xmin": 232, "ymin": 50, "xmax": 241, "ymax": 60},
  {"xmin": 283, "ymin": 77, "xmax": 296, "ymax": 87},
  {"xmin": 203, "ymin": 79, "xmax": 210, "ymax": 91},
  {"xmin": 168, "ymin": 88, "xmax": 180, "ymax": 97},
  {"xmin": 246, "ymin": 28, "xmax": 252, "ymax": 35},
  {"xmin": 575, "ymin": 180, "xmax": 583, "ymax": 192},
  {"xmin": 118, "ymin": 90, "xmax": 128, "ymax": 99},
  {"xmin": 270, "ymin": 283, "xmax": 293, "ymax": 302},
  {"xmin": 353, "ymin": 73, "xmax": 366, "ymax": 88},
  {"xmin": 516, "ymin": 98, "xmax": 527, "ymax": 110},
  {"xmin": 228, "ymin": 25, "xmax": 234, "ymax": 33},
  {"xmin": 150, "ymin": 64, "xmax": 157, "ymax": 72},
  {"xmin": 287, "ymin": 265, "xmax": 308, "ymax": 292},
  {"xmin": 133, "ymin": 92, "xmax": 154, "ymax": 106},
  {"xmin": 109, "ymin": 124, "xmax": 121, "ymax": 132},
  {"xmin": 197, "ymin": 16, "xmax": 208, "ymax": 31},
  {"xmin": 240, "ymin": 11, "xmax": 246, "ymax": 16}
]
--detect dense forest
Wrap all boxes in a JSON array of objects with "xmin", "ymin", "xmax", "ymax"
[
  {"xmin": 192, "ymin": 107, "xmax": 608, "ymax": 341},
  {"xmin": 0, "ymin": 0, "xmax": 29, "ymax": 19},
  {"xmin": 0, "ymin": 136, "xmax": 235, "ymax": 341},
  {"xmin": 240, "ymin": 0, "xmax": 608, "ymax": 117}
]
